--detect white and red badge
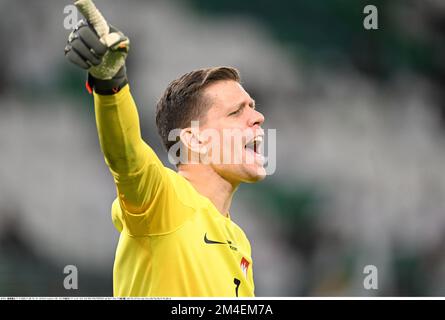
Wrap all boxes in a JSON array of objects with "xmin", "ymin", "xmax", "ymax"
[{"xmin": 240, "ymin": 257, "xmax": 250, "ymax": 278}]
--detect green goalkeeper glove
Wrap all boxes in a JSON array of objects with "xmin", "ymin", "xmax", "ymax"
[{"xmin": 64, "ymin": 0, "xmax": 130, "ymax": 94}]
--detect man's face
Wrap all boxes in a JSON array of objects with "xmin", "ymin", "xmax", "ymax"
[{"xmin": 198, "ymin": 80, "xmax": 266, "ymax": 184}]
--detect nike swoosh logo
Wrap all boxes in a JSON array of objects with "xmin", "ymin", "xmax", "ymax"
[{"xmin": 204, "ymin": 233, "xmax": 227, "ymax": 245}]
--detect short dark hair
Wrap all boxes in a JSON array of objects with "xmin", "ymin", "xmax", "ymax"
[{"xmin": 155, "ymin": 66, "xmax": 241, "ymax": 152}]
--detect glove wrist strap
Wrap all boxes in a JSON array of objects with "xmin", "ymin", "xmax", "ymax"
[{"xmin": 86, "ymin": 66, "xmax": 128, "ymax": 95}]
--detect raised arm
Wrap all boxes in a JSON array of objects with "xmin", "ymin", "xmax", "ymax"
[
  {"xmin": 64, "ymin": 0, "xmax": 167, "ymax": 216},
  {"xmin": 93, "ymin": 85, "xmax": 146, "ymax": 175},
  {"xmin": 93, "ymin": 85, "xmax": 166, "ymax": 215}
]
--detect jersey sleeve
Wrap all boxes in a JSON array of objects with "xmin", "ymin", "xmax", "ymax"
[{"xmin": 94, "ymin": 85, "xmax": 191, "ymax": 236}]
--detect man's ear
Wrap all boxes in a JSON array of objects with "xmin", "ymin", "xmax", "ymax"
[{"xmin": 180, "ymin": 127, "xmax": 207, "ymax": 155}]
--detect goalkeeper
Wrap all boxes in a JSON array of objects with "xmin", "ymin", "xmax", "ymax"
[{"xmin": 65, "ymin": 0, "xmax": 266, "ymax": 297}]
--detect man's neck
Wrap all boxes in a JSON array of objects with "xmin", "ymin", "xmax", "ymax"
[{"xmin": 178, "ymin": 164, "xmax": 238, "ymax": 217}]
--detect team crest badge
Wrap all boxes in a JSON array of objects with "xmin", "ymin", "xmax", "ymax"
[{"xmin": 240, "ymin": 257, "xmax": 250, "ymax": 278}]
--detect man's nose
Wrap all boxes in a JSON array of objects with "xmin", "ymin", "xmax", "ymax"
[{"xmin": 248, "ymin": 109, "xmax": 265, "ymax": 127}]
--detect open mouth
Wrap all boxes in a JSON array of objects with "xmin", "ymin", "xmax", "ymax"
[{"xmin": 244, "ymin": 135, "xmax": 263, "ymax": 154}]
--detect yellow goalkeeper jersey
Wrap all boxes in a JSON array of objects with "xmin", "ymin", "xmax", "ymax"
[{"xmin": 94, "ymin": 85, "xmax": 255, "ymax": 297}]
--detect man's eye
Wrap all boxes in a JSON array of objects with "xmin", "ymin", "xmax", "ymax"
[{"xmin": 229, "ymin": 109, "xmax": 241, "ymax": 116}]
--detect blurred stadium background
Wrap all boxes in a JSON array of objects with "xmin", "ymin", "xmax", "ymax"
[{"xmin": 1, "ymin": 0, "xmax": 445, "ymax": 296}]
